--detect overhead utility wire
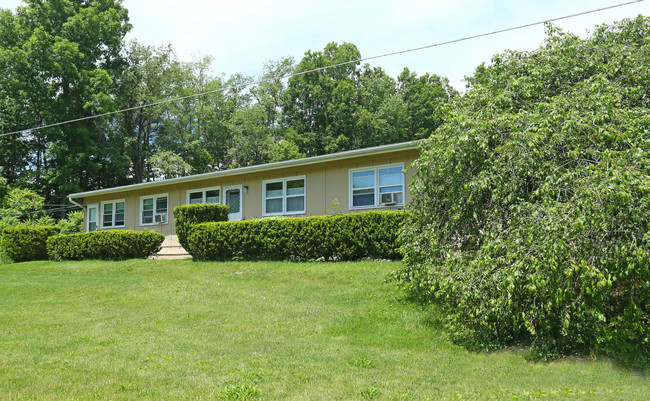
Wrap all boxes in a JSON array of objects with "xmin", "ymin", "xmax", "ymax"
[{"xmin": 0, "ymin": 0, "xmax": 643, "ymax": 139}]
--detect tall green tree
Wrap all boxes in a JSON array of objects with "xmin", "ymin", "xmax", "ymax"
[
  {"xmin": 0, "ymin": 0, "xmax": 131, "ymax": 207},
  {"xmin": 397, "ymin": 68, "xmax": 458, "ymax": 139},
  {"xmin": 113, "ymin": 41, "xmax": 187, "ymax": 183},
  {"xmin": 283, "ymin": 42, "xmax": 362, "ymax": 156}
]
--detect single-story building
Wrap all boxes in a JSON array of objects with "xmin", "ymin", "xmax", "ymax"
[{"xmin": 68, "ymin": 141, "xmax": 419, "ymax": 256}]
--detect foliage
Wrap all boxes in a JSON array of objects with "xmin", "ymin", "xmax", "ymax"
[
  {"xmin": 58, "ymin": 210, "xmax": 84, "ymax": 235},
  {"xmin": 186, "ymin": 211, "xmax": 405, "ymax": 261},
  {"xmin": 1, "ymin": 1, "xmax": 453, "ymax": 205},
  {"xmin": 0, "ymin": 185, "xmax": 56, "ymax": 262},
  {"xmin": 47, "ymin": 230, "xmax": 164, "ymax": 260},
  {"xmin": 0, "ymin": 0, "xmax": 131, "ymax": 206},
  {"xmin": 395, "ymin": 17, "xmax": 650, "ymax": 367},
  {"xmin": 1, "ymin": 225, "xmax": 60, "ymax": 263},
  {"xmin": 282, "ymin": 42, "xmax": 455, "ymax": 156},
  {"xmin": 0, "ymin": 172, "xmax": 7, "ymax": 206},
  {"xmin": 173, "ymin": 203, "xmax": 229, "ymax": 251},
  {"xmin": 149, "ymin": 150, "xmax": 192, "ymax": 180},
  {"xmin": 3, "ymin": 187, "xmax": 47, "ymax": 216}
]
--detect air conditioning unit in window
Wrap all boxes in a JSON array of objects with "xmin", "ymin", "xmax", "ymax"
[
  {"xmin": 380, "ymin": 193, "xmax": 400, "ymax": 206},
  {"xmin": 154, "ymin": 213, "xmax": 167, "ymax": 223}
]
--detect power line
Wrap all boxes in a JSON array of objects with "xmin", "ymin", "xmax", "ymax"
[
  {"xmin": 0, "ymin": 204, "xmax": 80, "ymax": 217},
  {"xmin": 0, "ymin": 0, "xmax": 644, "ymax": 138}
]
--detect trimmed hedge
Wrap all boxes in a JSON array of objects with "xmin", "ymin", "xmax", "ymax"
[
  {"xmin": 173, "ymin": 203, "xmax": 229, "ymax": 250},
  {"xmin": 186, "ymin": 211, "xmax": 406, "ymax": 261},
  {"xmin": 47, "ymin": 230, "xmax": 165, "ymax": 261},
  {"xmin": 1, "ymin": 225, "xmax": 61, "ymax": 262}
]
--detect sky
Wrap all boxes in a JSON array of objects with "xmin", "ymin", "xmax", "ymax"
[{"xmin": 2, "ymin": 0, "xmax": 649, "ymax": 91}]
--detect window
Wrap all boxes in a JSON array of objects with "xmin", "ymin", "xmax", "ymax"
[
  {"xmin": 350, "ymin": 164, "xmax": 404, "ymax": 208},
  {"xmin": 140, "ymin": 194, "xmax": 168, "ymax": 225},
  {"xmin": 186, "ymin": 187, "xmax": 220, "ymax": 205},
  {"xmin": 263, "ymin": 176, "xmax": 305, "ymax": 216},
  {"xmin": 101, "ymin": 200, "xmax": 125, "ymax": 228},
  {"xmin": 87, "ymin": 204, "xmax": 98, "ymax": 232}
]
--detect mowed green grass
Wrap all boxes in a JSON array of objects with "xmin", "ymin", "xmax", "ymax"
[{"xmin": 0, "ymin": 260, "xmax": 647, "ymax": 400}]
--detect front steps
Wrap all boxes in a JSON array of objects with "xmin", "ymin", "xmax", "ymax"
[{"xmin": 151, "ymin": 235, "xmax": 191, "ymax": 260}]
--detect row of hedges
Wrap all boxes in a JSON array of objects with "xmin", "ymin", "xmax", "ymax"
[
  {"xmin": 174, "ymin": 204, "xmax": 229, "ymax": 251},
  {"xmin": 186, "ymin": 211, "xmax": 406, "ymax": 261},
  {"xmin": 48, "ymin": 230, "xmax": 165, "ymax": 260},
  {"xmin": 1, "ymin": 226, "xmax": 164, "ymax": 262},
  {"xmin": 0, "ymin": 226, "xmax": 61, "ymax": 262},
  {"xmin": 3, "ymin": 209, "xmax": 402, "ymax": 263}
]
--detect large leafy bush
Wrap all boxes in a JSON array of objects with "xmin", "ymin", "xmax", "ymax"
[
  {"xmin": 187, "ymin": 211, "xmax": 405, "ymax": 261},
  {"xmin": 173, "ymin": 203, "xmax": 229, "ymax": 250},
  {"xmin": 1, "ymin": 226, "xmax": 61, "ymax": 262},
  {"xmin": 395, "ymin": 18, "xmax": 650, "ymax": 367},
  {"xmin": 47, "ymin": 230, "xmax": 165, "ymax": 260}
]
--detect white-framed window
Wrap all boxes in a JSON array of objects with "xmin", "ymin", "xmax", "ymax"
[
  {"xmin": 349, "ymin": 164, "xmax": 405, "ymax": 209},
  {"xmin": 87, "ymin": 203, "xmax": 99, "ymax": 232},
  {"xmin": 186, "ymin": 187, "xmax": 220, "ymax": 205},
  {"xmin": 101, "ymin": 199, "xmax": 126, "ymax": 228},
  {"xmin": 263, "ymin": 176, "xmax": 306, "ymax": 216},
  {"xmin": 140, "ymin": 193, "xmax": 168, "ymax": 225}
]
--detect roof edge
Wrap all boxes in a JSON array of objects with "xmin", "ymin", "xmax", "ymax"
[{"xmin": 68, "ymin": 141, "xmax": 419, "ymax": 200}]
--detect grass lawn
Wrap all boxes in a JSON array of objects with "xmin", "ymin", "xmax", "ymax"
[{"xmin": 0, "ymin": 260, "xmax": 647, "ymax": 400}]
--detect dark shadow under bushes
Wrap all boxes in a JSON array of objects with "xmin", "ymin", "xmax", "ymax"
[{"xmin": 185, "ymin": 211, "xmax": 406, "ymax": 262}]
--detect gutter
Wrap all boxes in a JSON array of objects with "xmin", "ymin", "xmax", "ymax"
[{"xmin": 68, "ymin": 197, "xmax": 84, "ymax": 208}]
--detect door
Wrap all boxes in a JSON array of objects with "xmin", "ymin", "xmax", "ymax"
[
  {"xmin": 223, "ymin": 185, "xmax": 243, "ymax": 221},
  {"xmin": 87, "ymin": 204, "xmax": 98, "ymax": 232}
]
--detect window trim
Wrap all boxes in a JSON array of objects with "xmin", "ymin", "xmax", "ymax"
[
  {"xmin": 100, "ymin": 199, "xmax": 126, "ymax": 229},
  {"xmin": 87, "ymin": 203, "xmax": 99, "ymax": 232},
  {"xmin": 186, "ymin": 186, "xmax": 221, "ymax": 205},
  {"xmin": 262, "ymin": 175, "xmax": 307, "ymax": 216},
  {"xmin": 140, "ymin": 193, "xmax": 169, "ymax": 226},
  {"xmin": 349, "ymin": 163, "xmax": 405, "ymax": 210}
]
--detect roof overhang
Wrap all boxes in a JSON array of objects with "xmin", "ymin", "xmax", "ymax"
[{"xmin": 68, "ymin": 141, "xmax": 419, "ymax": 202}]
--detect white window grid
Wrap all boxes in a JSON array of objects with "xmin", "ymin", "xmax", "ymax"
[
  {"xmin": 140, "ymin": 193, "xmax": 169, "ymax": 226},
  {"xmin": 186, "ymin": 186, "xmax": 221, "ymax": 205},
  {"xmin": 349, "ymin": 163, "xmax": 405, "ymax": 209},
  {"xmin": 262, "ymin": 176, "xmax": 306, "ymax": 216},
  {"xmin": 100, "ymin": 199, "xmax": 126, "ymax": 228}
]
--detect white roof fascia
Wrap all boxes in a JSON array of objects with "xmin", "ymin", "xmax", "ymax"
[{"xmin": 68, "ymin": 141, "xmax": 419, "ymax": 201}]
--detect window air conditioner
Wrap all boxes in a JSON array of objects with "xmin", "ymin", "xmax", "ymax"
[
  {"xmin": 154, "ymin": 213, "xmax": 167, "ymax": 223},
  {"xmin": 380, "ymin": 192, "xmax": 399, "ymax": 206}
]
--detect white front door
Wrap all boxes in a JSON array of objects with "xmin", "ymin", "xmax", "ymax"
[
  {"xmin": 223, "ymin": 185, "xmax": 243, "ymax": 221},
  {"xmin": 87, "ymin": 204, "xmax": 98, "ymax": 232}
]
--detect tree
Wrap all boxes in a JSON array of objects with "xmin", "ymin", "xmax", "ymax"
[
  {"xmin": 0, "ymin": 0, "xmax": 131, "ymax": 209},
  {"xmin": 397, "ymin": 68, "xmax": 458, "ymax": 139},
  {"xmin": 282, "ymin": 42, "xmax": 362, "ymax": 156},
  {"xmin": 226, "ymin": 104, "xmax": 274, "ymax": 168},
  {"xmin": 396, "ymin": 18, "xmax": 650, "ymax": 367},
  {"xmin": 113, "ymin": 41, "xmax": 187, "ymax": 183},
  {"xmin": 149, "ymin": 150, "xmax": 192, "ymax": 180}
]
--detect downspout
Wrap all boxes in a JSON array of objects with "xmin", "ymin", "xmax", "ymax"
[{"xmin": 67, "ymin": 196, "xmax": 83, "ymax": 209}]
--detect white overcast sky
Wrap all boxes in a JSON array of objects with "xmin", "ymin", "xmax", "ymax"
[{"xmin": 3, "ymin": 0, "xmax": 649, "ymax": 91}]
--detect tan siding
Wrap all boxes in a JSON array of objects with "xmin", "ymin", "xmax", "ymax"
[{"xmin": 81, "ymin": 148, "xmax": 418, "ymax": 234}]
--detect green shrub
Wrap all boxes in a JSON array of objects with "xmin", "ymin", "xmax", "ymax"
[
  {"xmin": 395, "ymin": 17, "xmax": 650, "ymax": 367},
  {"xmin": 47, "ymin": 230, "xmax": 165, "ymax": 261},
  {"xmin": 1, "ymin": 226, "xmax": 61, "ymax": 262},
  {"xmin": 57, "ymin": 210, "xmax": 84, "ymax": 235},
  {"xmin": 186, "ymin": 211, "xmax": 405, "ymax": 261},
  {"xmin": 173, "ymin": 203, "xmax": 229, "ymax": 250}
]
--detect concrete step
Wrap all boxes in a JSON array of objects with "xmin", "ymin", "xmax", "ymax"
[{"xmin": 151, "ymin": 235, "xmax": 191, "ymax": 260}]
